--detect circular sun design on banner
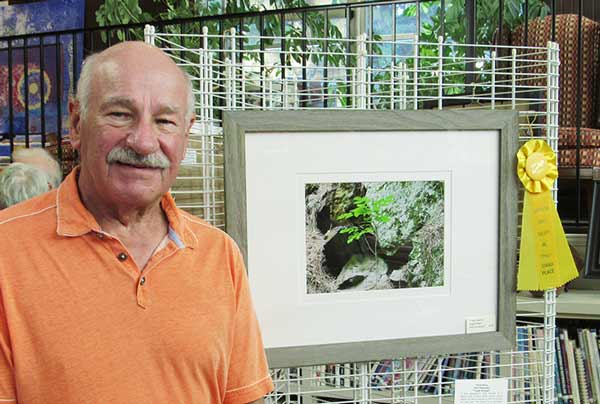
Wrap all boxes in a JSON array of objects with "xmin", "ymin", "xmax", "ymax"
[{"xmin": 16, "ymin": 68, "xmax": 52, "ymax": 110}]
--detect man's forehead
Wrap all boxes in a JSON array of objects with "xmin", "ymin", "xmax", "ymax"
[
  {"xmin": 90, "ymin": 57, "xmax": 186, "ymax": 113},
  {"xmin": 100, "ymin": 95, "xmax": 183, "ymax": 114}
]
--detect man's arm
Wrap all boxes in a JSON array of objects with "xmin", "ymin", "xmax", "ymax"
[
  {"xmin": 0, "ymin": 266, "xmax": 16, "ymax": 402},
  {"xmin": 224, "ymin": 244, "xmax": 273, "ymax": 404}
]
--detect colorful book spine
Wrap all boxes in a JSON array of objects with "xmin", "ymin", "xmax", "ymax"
[
  {"xmin": 556, "ymin": 329, "xmax": 569, "ymax": 404},
  {"xmin": 559, "ymin": 330, "xmax": 575, "ymax": 404},
  {"xmin": 556, "ymin": 347, "xmax": 565, "ymax": 404},
  {"xmin": 585, "ymin": 330, "xmax": 600, "ymax": 402},
  {"xmin": 566, "ymin": 337, "xmax": 581, "ymax": 404},
  {"xmin": 575, "ymin": 347, "xmax": 591, "ymax": 404},
  {"xmin": 578, "ymin": 329, "xmax": 594, "ymax": 403},
  {"xmin": 452, "ymin": 356, "xmax": 463, "ymax": 385}
]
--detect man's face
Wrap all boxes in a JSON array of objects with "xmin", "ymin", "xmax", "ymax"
[{"xmin": 70, "ymin": 45, "xmax": 193, "ymax": 210}]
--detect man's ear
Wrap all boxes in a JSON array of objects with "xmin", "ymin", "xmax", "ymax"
[
  {"xmin": 186, "ymin": 116, "xmax": 195, "ymax": 139},
  {"xmin": 69, "ymin": 99, "xmax": 82, "ymax": 150},
  {"xmin": 181, "ymin": 116, "xmax": 195, "ymax": 160}
]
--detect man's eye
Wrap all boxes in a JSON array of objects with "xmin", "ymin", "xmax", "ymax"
[
  {"xmin": 157, "ymin": 119, "xmax": 176, "ymax": 126},
  {"xmin": 109, "ymin": 112, "xmax": 130, "ymax": 119}
]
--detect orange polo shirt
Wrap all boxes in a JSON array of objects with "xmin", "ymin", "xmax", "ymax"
[{"xmin": 0, "ymin": 169, "xmax": 273, "ymax": 403}]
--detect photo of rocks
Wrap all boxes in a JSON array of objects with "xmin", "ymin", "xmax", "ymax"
[{"xmin": 305, "ymin": 180, "xmax": 445, "ymax": 294}]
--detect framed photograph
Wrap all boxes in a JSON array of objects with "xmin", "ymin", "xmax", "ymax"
[{"xmin": 224, "ymin": 110, "xmax": 519, "ymax": 368}]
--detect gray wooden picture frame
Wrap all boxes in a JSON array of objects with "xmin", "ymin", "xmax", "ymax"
[{"xmin": 223, "ymin": 110, "xmax": 518, "ymax": 369}]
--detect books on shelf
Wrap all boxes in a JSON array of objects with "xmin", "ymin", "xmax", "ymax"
[
  {"xmin": 369, "ymin": 325, "xmax": 599, "ymax": 404},
  {"xmin": 319, "ymin": 325, "xmax": 600, "ymax": 404},
  {"xmin": 554, "ymin": 327, "xmax": 600, "ymax": 404}
]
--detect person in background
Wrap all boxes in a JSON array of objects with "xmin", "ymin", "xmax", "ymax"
[
  {"xmin": 12, "ymin": 147, "xmax": 62, "ymax": 189},
  {"xmin": 0, "ymin": 41, "xmax": 273, "ymax": 403},
  {"xmin": 0, "ymin": 162, "xmax": 50, "ymax": 209}
]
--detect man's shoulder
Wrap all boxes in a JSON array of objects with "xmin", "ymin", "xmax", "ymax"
[
  {"xmin": 179, "ymin": 209, "xmax": 224, "ymax": 236},
  {"xmin": 0, "ymin": 190, "xmax": 57, "ymax": 228},
  {"xmin": 178, "ymin": 209, "xmax": 238, "ymax": 247}
]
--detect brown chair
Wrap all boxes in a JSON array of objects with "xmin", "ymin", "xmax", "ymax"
[
  {"xmin": 512, "ymin": 14, "xmax": 600, "ymax": 277},
  {"xmin": 511, "ymin": 14, "xmax": 600, "ymax": 168}
]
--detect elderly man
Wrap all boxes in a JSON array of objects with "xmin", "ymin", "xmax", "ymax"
[
  {"xmin": 12, "ymin": 147, "xmax": 62, "ymax": 189},
  {"xmin": 0, "ymin": 162, "xmax": 50, "ymax": 208},
  {"xmin": 0, "ymin": 42, "xmax": 273, "ymax": 403}
]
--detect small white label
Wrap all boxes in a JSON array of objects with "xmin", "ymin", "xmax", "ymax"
[
  {"xmin": 465, "ymin": 316, "xmax": 496, "ymax": 333},
  {"xmin": 181, "ymin": 149, "xmax": 197, "ymax": 165},
  {"xmin": 455, "ymin": 378, "xmax": 508, "ymax": 404}
]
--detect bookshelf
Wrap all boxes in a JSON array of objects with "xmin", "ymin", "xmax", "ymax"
[
  {"xmin": 519, "ymin": 289, "xmax": 600, "ymax": 404},
  {"xmin": 517, "ymin": 290, "xmax": 600, "ymax": 320}
]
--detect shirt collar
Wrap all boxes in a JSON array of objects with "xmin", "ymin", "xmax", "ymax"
[{"xmin": 56, "ymin": 167, "xmax": 197, "ymax": 248}]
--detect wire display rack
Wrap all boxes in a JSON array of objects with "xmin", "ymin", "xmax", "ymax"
[{"xmin": 147, "ymin": 24, "xmax": 559, "ymax": 404}]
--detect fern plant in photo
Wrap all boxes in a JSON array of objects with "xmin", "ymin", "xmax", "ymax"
[{"xmin": 337, "ymin": 194, "xmax": 394, "ymax": 260}]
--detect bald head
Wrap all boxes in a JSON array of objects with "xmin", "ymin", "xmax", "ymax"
[{"xmin": 75, "ymin": 41, "xmax": 195, "ymax": 121}]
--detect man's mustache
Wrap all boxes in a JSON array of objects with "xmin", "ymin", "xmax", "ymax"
[{"xmin": 106, "ymin": 147, "xmax": 170, "ymax": 169}]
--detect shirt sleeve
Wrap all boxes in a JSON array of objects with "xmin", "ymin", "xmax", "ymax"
[
  {"xmin": 223, "ymin": 242, "xmax": 274, "ymax": 404},
  {"xmin": 0, "ymin": 286, "xmax": 17, "ymax": 403}
]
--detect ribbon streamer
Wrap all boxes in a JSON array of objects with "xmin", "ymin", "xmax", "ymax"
[{"xmin": 516, "ymin": 139, "xmax": 578, "ymax": 291}]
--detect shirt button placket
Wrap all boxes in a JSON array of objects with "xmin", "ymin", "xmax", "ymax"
[{"xmin": 137, "ymin": 276, "xmax": 148, "ymax": 309}]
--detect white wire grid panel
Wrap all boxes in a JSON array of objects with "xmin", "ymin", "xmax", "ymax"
[
  {"xmin": 266, "ymin": 312, "xmax": 550, "ymax": 404},
  {"xmin": 146, "ymin": 25, "xmax": 559, "ymax": 403}
]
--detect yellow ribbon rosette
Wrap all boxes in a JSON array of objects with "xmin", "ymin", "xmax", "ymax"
[{"xmin": 516, "ymin": 139, "xmax": 578, "ymax": 290}]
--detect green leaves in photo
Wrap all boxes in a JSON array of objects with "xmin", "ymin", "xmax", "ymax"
[{"xmin": 337, "ymin": 195, "xmax": 394, "ymax": 245}]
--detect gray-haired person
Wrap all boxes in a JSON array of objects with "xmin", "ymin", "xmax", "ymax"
[
  {"xmin": 12, "ymin": 147, "xmax": 62, "ymax": 189},
  {"xmin": 0, "ymin": 163, "xmax": 51, "ymax": 209}
]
